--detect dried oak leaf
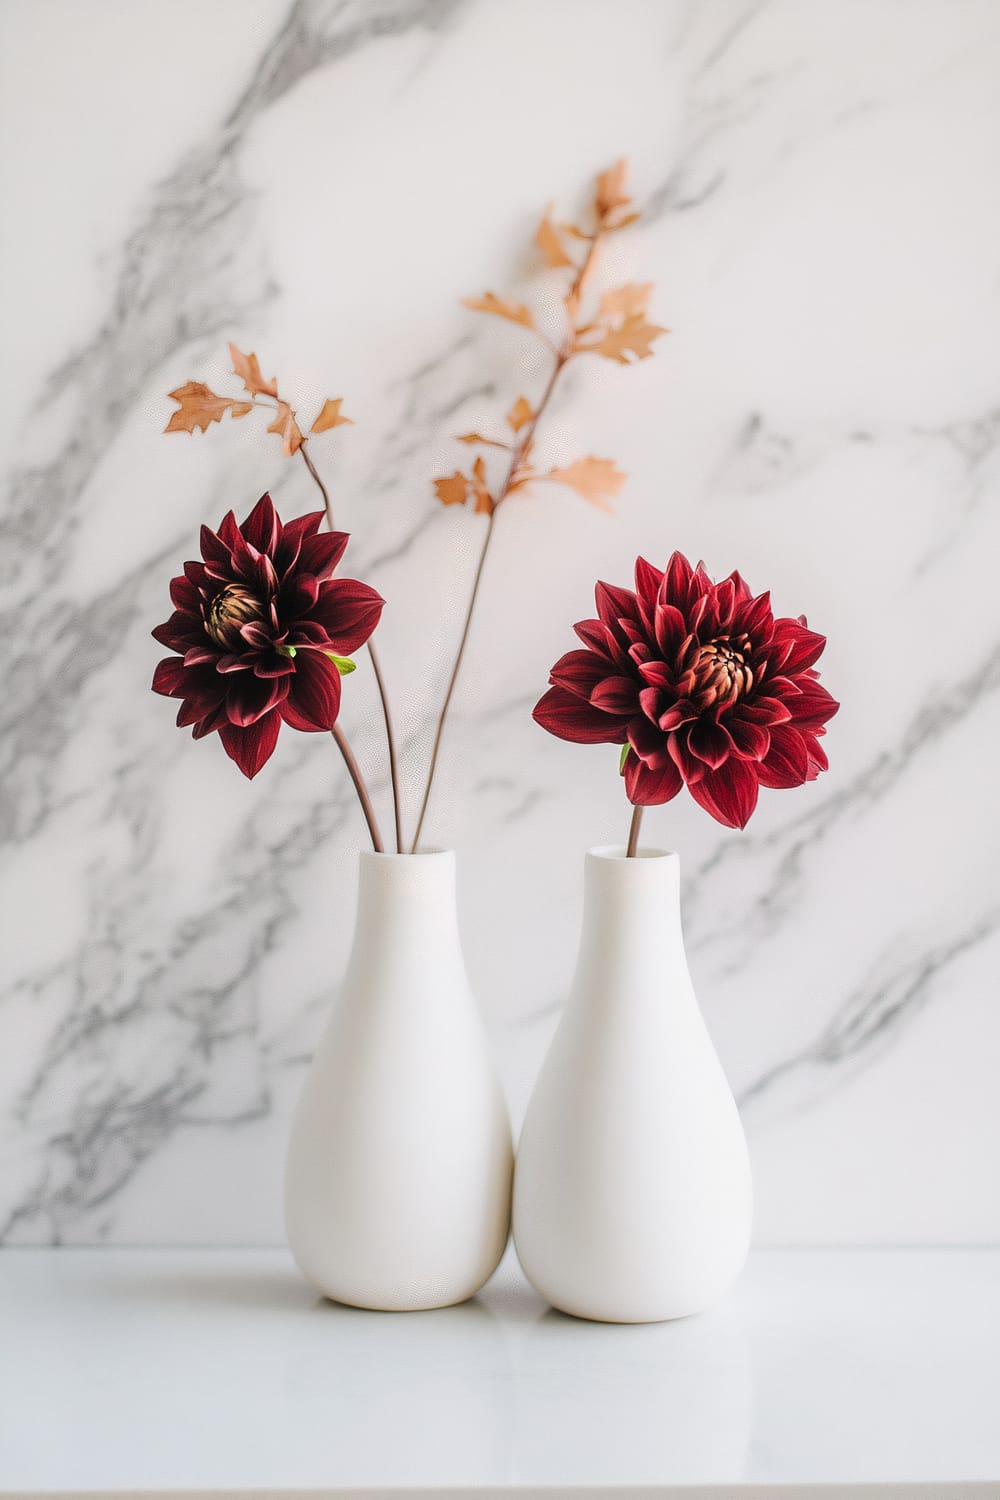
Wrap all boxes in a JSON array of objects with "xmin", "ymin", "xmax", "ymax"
[
  {"xmin": 595, "ymin": 159, "xmax": 631, "ymax": 222},
  {"xmin": 228, "ymin": 342, "xmax": 277, "ymax": 398},
  {"xmin": 435, "ymin": 472, "xmax": 469, "ymax": 506},
  {"xmin": 267, "ymin": 400, "xmax": 304, "ymax": 456},
  {"xmin": 165, "ymin": 382, "xmax": 252, "ymax": 435},
  {"xmin": 535, "ymin": 208, "xmax": 573, "ymax": 269},
  {"xmin": 578, "ymin": 313, "xmax": 667, "ymax": 364},
  {"xmin": 599, "ymin": 283, "xmax": 653, "ymax": 321},
  {"xmin": 311, "ymin": 398, "xmax": 352, "ymax": 433},
  {"xmin": 547, "ymin": 456, "xmax": 626, "ymax": 512},
  {"xmin": 470, "ymin": 455, "xmax": 494, "ymax": 516},
  {"xmin": 462, "ymin": 292, "xmax": 535, "ymax": 329},
  {"xmin": 506, "ymin": 396, "xmax": 534, "ymax": 433}
]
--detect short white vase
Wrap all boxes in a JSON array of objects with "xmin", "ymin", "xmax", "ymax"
[
  {"xmin": 513, "ymin": 845, "xmax": 751, "ymax": 1323},
  {"xmin": 285, "ymin": 850, "xmax": 513, "ymax": 1310}
]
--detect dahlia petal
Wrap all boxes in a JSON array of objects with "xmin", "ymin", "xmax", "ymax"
[
  {"xmin": 217, "ymin": 512, "xmax": 241, "ymax": 550},
  {"xmin": 624, "ymin": 751, "xmax": 683, "ymax": 806},
  {"xmin": 714, "ymin": 577, "xmax": 737, "ymax": 630},
  {"xmin": 590, "ymin": 676, "xmax": 640, "ymax": 715},
  {"xmin": 772, "ymin": 619, "xmax": 827, "ymax": 674},
  {"xmin": 151, "ymin": 657, "xmax": 189, "ymax": 698},
  {"xmin": 634, "ymin": 556, "xmax": 663, "ymax": 603},
  {"xmin": 287, "ymin": 620, "xmax": 330, "ymax": 646},
  {"xmin": 638, "ymin": 659, "xmax": 674, "ymax": 689},
  {"xmin": 628, "ymin": 714, "xmax": 670, "ymax": 766},
  {"xmin": 728, "ymin": 718, "xmax": 771, "ymax": 761},
  {"xmin": 786, "ymin": 681, "xmax": 840, "ymax": 729},
  {"xmin": 550, "ymin": 649, "xmax": 612, "ymax": 700},
  {"xmin": 533, "ymin": 685, "xmax": 627, "ymax": 745},
  {"xmin": 281, "ymin": 649, "xmax": 344, "ymax": 731},
  {"xmin": 803, "ymin": 733, "xmax": 830, "ymax": 778},
  {"xmin": 573, "ymin": 618, "xmax": 618, "ymax": 660},
  {"xmin": 183, "ymin": 644, "xmax": 218, "ymax": 667},
  {"xmin": 638, "ymin": 684, "xmax": 664, "ymax": 723},
  {"xmin": 298, "ymin": 530, "xmax": 350, "ymax": 581},
  {"xmin": 739, "ymin": 696, "xmax": 792, "ymax": 726},
  {"xmin": 662, "ymin": 551, "xmax": 694, "ymax": 609},
  {"xmin": 253, "ymin": 653, "xmax": 297, "ymax": 678},
  {"xmin": 225, "ymin": 673, "xmax": 289, "ymax": 727},
  {"xmin": 688, "ymin": 718, "xmax": 735, "ymax": 770},
  {"xmin": 219, "ymin": 713, "xmax": 281, "ymax": 779},
  {"xmin": 595, "ymin": 581, "xmax": 641, "ymax": 644},
  {"xmin": 737, "ymin": 590, "xmax": 774, "ymax": 640},
  {"xmin": 756, "ymin": 725, "xmax": 810, "ymax": 789},
  {"xmin": 216, "ymin": 654, "xmax": 253, "ymax": 673},
  {"xmin": 191, "ymin": 702, "xmax": 229, "ymax": 740},
  {"xmin": 654, "ymin": 603, "xmax": 686, "ymax": 656},
  {"xmin": 241, "ymin": 493, "xmax": 279, "ymax": 555},
  {"xmin": 667, "ymin": 729, "xmax": 707, "ymax": 784},
  {"xmin": 239, "ymin": 622, "xmax": 273, "ymax": 650},
  {"xmin": 152, "ymin": 612, "xmax": 205, "ymax": 652},
  {"xmin": 201, "ymin": 520, "xmax": 235, "ymax": 568},
  {"xmin": 281, "ymin": 575, "xmax": 320, "ymax": 615},
  {"xmin": 726, "ymin": 569, "xmax": 753, "ymax": 605},
  {"xmin": 688, "ymin": 758, "xmax": 759, "ymax": 829},
  {"xmin": 169, "ymin": 575, "xmax": 199, "ymax": 612},
  {"xmin": 308, "ymin": 578, "xmax": 385, "ymax": 654}
]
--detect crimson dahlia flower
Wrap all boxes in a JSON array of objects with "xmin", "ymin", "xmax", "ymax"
[
  {"xmin": 534, "ymin": 551, "xmax": 838, "ymax": 828},
  {"xmin": 152, "ymin": 493, "xmax": 383, "ymax": 778}
]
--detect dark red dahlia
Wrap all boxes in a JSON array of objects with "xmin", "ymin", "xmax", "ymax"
[
  {"xmin": 533, "ymin": 551, "xmax": 838, "ymax": 829},
  {"xmin": 152, "ymin": 493, "xmax": 383, "ymax": 778}
]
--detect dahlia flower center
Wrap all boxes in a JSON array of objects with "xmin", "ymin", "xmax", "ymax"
[
  {"xmin": 205, "ymin": 584, "xmax": 266, "ymax": 649},
  {"xmin": 693, "ymin": 637, "xmax": 753, "ymax": 709}
]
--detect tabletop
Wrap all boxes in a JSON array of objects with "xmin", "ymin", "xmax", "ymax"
[{"xmin": 1, "ymin": 1247, "xmax": 998, "ymax": 1498}]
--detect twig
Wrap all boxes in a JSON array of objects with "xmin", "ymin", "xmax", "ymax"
[
  {"xmin": 626, "ymin": 803, "xmax": 644, "ymax": 858},
  {"xmin": 410, "ymin": 235, "xmax": 603, "ymax": 852},
  {"xmin": 332, "ymin": 723, "xmax": 384, "ymax": 852},
  {"xmin": 298, "ymin": 443, "xmax": 405, "ymax": 854}
]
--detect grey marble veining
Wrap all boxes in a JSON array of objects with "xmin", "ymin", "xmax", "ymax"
[{"xmin": 1, "ymin": 0, "xmax": 998, "ymax": 1244}]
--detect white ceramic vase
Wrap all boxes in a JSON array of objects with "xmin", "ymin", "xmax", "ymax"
[
  {"xmin": 513, "ymin": 845, "xmax": 751, "ymax": 1323},
  {"xmin": 285, "ymin": 850, "xmax": 513, "ymax": 1310}
]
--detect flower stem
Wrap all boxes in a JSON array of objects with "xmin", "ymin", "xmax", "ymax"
[
  {"xmin": 332, "ymin": 724, "xmax": 384, "ymax": 852},
  {"xmin": 625, "ymin": 803, "xmax": 644, "ymax": 858},
  {"xmin": 409, "ymin": 232, "xmax": 604, "ymax": 852},
  {"xmin": 298, "ymin": 443, "xmax": 405, "ymax": 853}
]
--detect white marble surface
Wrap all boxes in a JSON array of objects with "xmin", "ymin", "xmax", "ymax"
[
  {"xmin": 1, "ymin": 0, "xmax": 999, "ymax": 1246},
  {"xmin": 1, "ymin": 1248, "xmax": 999, "ymax": 1495}
]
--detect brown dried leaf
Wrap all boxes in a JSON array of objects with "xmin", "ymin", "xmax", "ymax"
[
  {"xmin": 165, "ymin": 382, "xmax": 248, "ymax": 435},
  {"xmin": 599, "ymin": 283, "xmax": 653, "ymax": 321},
  {"xmin": 506, "ymin": 396, "xmax": 534, "ymax": 433},
  {"xmin": 434, "ymin": 472, "xmax": 469, "ymax": 507},
  {"xmin": 470, "ymin": 455, "xmax": 494, "ymax": 516},
  {"xmin": 577, "ymin": 313, "xmax": 667, "ymax": 364},
  {"xmin": 595, "ymin": 159, "xmax": 631, "ymax": 222},
  {"xmin": 228, "ymin": 342, "xmax": 278, "ymax": 398},
  {"xmin": 311, "ymin": 398, "xmax": 352, "ymax": 433},
  {"xmin": 559, "ymin": 222, "xmax": 591, "ymax": 242},
  {"xmin": 535, "ymin": 208, "xmax": 573, "ymax": 269},
  {"xmin": 456, "ymin": 432, "xmax": 510, "ymax": 449},
  {"xmin": 546, "ymin": 456, "xmax": 626, "ymax": 512},
  {"xmin": 462, "ymin": 292, "xmax": 535, "ymax": 329},
  {"xmin": 267, "ymin": 400, "xmax": 304, "ymax": 456},
  {"xmin": 606, "ymin": 210, "xmax": 640, "ymax": 231}
]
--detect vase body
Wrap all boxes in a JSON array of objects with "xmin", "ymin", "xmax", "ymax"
[
  {"xmin": 285, "ymin": 850, "xmax": 513, "ymax": 1310},
  {"xmin": 513, "ymin": 845, "xmax": 751, "ymax": 1323}
]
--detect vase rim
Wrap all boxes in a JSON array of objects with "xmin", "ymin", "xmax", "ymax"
[
  {"xmin": 359, "ymin": 848, "xmax": 454, "ymax": 861},
  {"xmin": 588, "ymin": 844, "xmax": 677, "ymax": 862}
]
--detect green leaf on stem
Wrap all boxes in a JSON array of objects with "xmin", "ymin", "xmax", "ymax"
[{"xmin": 326, "ymin": 653, "xmax": 356, "ymax": 675}]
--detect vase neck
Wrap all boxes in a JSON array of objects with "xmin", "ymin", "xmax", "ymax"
[
  {"xmin": 574, "ymin": 847, "xmax": 688, "ymax": 1007},
  {"xmin": 353, "ymin": 850, "xmax": 460, "ymax": 949}
]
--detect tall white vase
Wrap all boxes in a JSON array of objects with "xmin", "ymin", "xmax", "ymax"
[
  {"xmin": 285, "ymin": 850, "xmax": 513, "ymax": 1311},
  {"xmin": 513, "ymin": 845, "xmax": 751, "ymax": 1323}
]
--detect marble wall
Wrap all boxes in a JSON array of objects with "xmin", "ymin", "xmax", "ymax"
[{"xmin": 1, "ymin": 0, "xmax": 998, "ymax": 1246}]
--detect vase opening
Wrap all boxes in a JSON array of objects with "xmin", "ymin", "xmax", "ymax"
[{"xmin": 589, "ymin": 844, "xmax": 676, "ymax": 862}]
